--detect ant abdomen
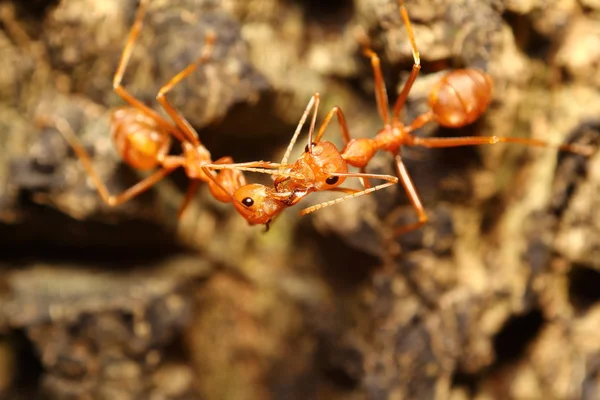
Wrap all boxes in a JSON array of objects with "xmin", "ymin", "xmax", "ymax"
[
  {"xmin": 111, "ymin": 107, "xmax": 172, "ymax": 170},
  {"xmin": 428, "ymin": 69, "xmax": 493, "ymax": 128}
]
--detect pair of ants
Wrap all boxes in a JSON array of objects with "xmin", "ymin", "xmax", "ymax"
[{"xmin": 49, "ymin": 0, "xmax": 595, "ymax": 235}]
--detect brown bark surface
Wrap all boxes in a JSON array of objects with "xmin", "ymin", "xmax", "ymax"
[{"xmin": 0, "ymin": 0, "xmax": 599, "ymax": 399}]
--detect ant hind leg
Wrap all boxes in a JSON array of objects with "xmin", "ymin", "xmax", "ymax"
[
  {"xmin": 42, "ymin": 115, "xmax": 181, "ymax": 207},
  {"xmin": 391, "ymin": 0, "xmax": 422, "ymax": 122}
]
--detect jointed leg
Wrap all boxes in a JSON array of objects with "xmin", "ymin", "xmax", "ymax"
[
  {"xmin": 46, "ymin": 115, "xmax": 181, "ymax": 206},
  {"xmin": 280, "ymin": 93, "xmax": 320, "ymax": 165},
  {"xmin": 392, "ymin": 0, "xmax": 421, "ymax": 122},
  {"xmin": 409, "ymin": 135, "xmax": 594, "ymax": 156},
  {"xmin": 405, "ymin": 111, "xmax": 434, "ymax": 134},
  {"xmin": 314, "ymin": 105, "xmax": 351, "ymax": 145},
  {"xmin": 360, "ymin": 42, "xmax": 390, "ymax": 126},
  {"xmin": 391, "ymin": 153, "xmax": 428, "ymax": 236},
  {"xmin": 156, "ymin": 33, "xmax": 216, "ymax": 147},
  {"xmin": 112, "ymin": 0, "xmax": 185, "ymax": 142},
  {"xmin": 177, "ymin": 180, "xmax": 200, "ymax": 219},
  {"xmin": 299, "ymin": 171, "xmax": 398, "ymax": 215}
]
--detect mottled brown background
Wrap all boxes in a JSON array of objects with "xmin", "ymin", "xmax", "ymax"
[{"xmin": 0, "ymin": 0, "xmax": 599, "ymax": 399}]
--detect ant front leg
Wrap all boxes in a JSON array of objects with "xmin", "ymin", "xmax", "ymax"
[
  {"xmin": 359, "ymin": 39, "xmax": 391, "ymax": 126},
  {"xmin": 314, "ymin": 106, "xmax": 351, "ymax": 146},
  {"xmin": 391, "ymin": 0, "xmax": 422, "ymax": 123},
  {"xmin": 43, "ymin": 115, "xmax": 184, "ymax": 207},
  {"xmin": 387, "ymin": 153, "xmax": 428, "ymax": 236},
  {"xmin": 156, "ymin": 33, "xmax": 216, "ymax": 147}
]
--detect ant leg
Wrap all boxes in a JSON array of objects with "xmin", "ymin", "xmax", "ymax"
[
  {"xmin": 299, "ymin": 172, "xmax": 398, "ymax": 215},
  {"xmin": 280, "ymin": 94, "xmax": 320, "ymax": 165},
  {"xmin": 314, "ymin": 106, "xmax": 351, "ymax": 145},
  {"xmin": 409, "ymin": 135, "xmax": 594, "ymax": 156},
  {"xmin": 112, "ymin": 0, "xmax": 184, "ymax": 142},
  {"xmin": 46, "ymin": 115, "xmax": 183, "ymax": 206},
  {"xmin": 390, "ymin": 153, "xmax": 428, "ymax": 236},
  {"xmin": 391, "ymin": 0, "xmax": 421, "ymax": 123},
  {"xmin": 359, "ymin": 41, "xmax": 391, "ymax": 126},
  {"xmin": 405, "ymin": 111, "xmax": 434, "ymax": 134},
  {"xmin": 177, "ymin": 180, "xmax": 200, "ymax": 219},
  {"xmin": 156, "ymin": 33, "xmax": 216, "ymax": 147}
]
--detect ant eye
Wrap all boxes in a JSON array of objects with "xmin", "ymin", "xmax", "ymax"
[
  {"xmin": 304, "ymin": 142, "xmax": 317, "ymax": 152},
  {"xmin": 242, "ymin": 197, "xmax": 254, "ymax": 207},
  {"xmin": 325, "ymin": 176, "xmax": 339, "ymax": 185}
]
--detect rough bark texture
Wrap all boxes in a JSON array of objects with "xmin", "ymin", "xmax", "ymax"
[{"xmin": 1, "ymin": 0, "xmax": 599, "ymax": 399}]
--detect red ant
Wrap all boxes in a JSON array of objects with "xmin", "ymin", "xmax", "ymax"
[
  {"xmin": 202, "ymin": 0, "xmax": 595, "ymax": 235},
  {"xmin": 40, "ymin": 0, "xmax": 304, "ymax": 227},
  {"xmin": 199, "ymin": 93, "xmax": 400, "ymax": 226}
]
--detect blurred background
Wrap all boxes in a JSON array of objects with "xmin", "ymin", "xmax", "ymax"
[{"xmin": 0, "ymin": 0, "xmax": 599, "ymax": 398}]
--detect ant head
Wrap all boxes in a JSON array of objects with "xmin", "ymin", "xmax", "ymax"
[
  {"xmin": 232, "ymin": 184, "xmax": 288, "ymax": 225},
  {"xmin": 302, "ymin": 141, "xmax": 348, "ymax": 190}
]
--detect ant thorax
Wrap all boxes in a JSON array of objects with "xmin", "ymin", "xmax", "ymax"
[
  {"xmin": 181, "ymin": 142, "xmax": 212, "ymax": 180},
  {"xmin": 302, "ymin": 141, "xmax": 348, "ymax": 190},
  {"xmin": 276, "ymin": 141, "xmax": 348, "ymax": 193},
  {"xmin": 374, "ymin": 124, "xmax": 405, "ymax": 153}
]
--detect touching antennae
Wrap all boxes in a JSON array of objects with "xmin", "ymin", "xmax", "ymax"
[
  {"xmin": 203, "ymin": 161, "xmax": 305, "ymax": 180},
  {"xmin": 200, "ymin": 164, "xmax": 246, "ymax": 209}
]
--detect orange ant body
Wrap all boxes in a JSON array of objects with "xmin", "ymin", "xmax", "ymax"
[
  {"xmin": 200, "ymin": 93, "xmax": 400, "ymax": 225},
  {"xmin": 45, "ymin": 0, "xmax": 299, "ymax": 226},
  {"xmin": 205, "ymin": 0, "xmax": 594, "ymax": 235}
]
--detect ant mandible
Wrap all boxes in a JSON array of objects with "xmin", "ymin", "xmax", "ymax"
[{"xmin": 42, "ymin": 0, "xmax": 300, "ymax": 226}]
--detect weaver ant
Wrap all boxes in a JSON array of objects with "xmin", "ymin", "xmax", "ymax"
[
  {"xmin": 200, "ymin": 92, "xmax": 400, "ymax": 225},
  {"xmin": 41, "ymin": 0, "xmax": 299, "ymax": 227},
  {"xmin": 203, "ymin": 0, "xmax": 595, "ymax": 235}
]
